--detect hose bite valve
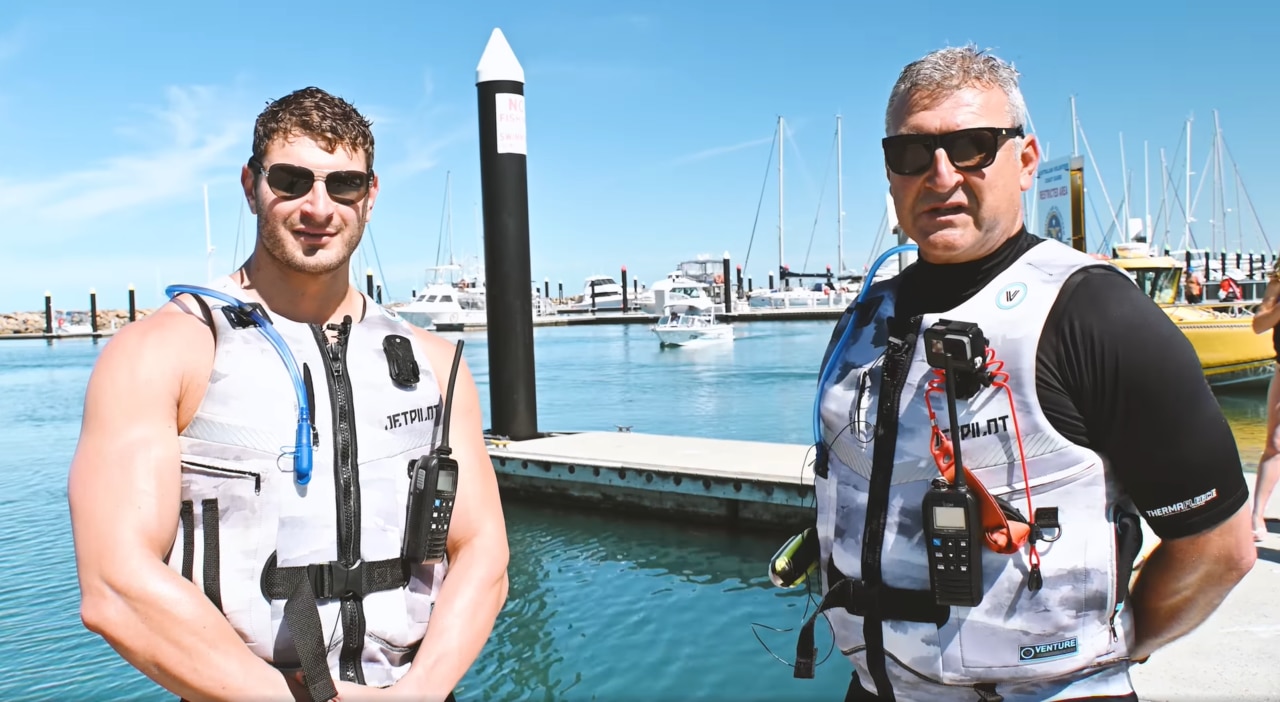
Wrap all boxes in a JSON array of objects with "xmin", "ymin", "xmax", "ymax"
[{"xmin": 768, "ymin": 527, "xmax": 820, "ymax": 588}]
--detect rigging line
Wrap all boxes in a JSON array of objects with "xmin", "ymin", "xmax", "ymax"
[
  {"xmin": 862, "ymin": 206, "xmax": 889, "ymax": 275},
  {"xmin": 364, "ymin": 222, "xmax": 391, "ymax": 302},
  {"xmin": 782, "ymin": 122, "xmax": 819, "ymax": 196},
  {"xmin": 232, "ymin": 196, "xmax": 245, "ymax": 269},
  {"xmin": 741, "ymin": 124, "xmax": 778, "ymax": 278},
  {"xmin": 1159, "ymin": 158, "xmax": 1199, "ymax": 251},
  {"xmin": 435, "ymin": 178, "xmax": 450, "ymax": 268},
  {"xmin": 802, "ymin": 129, "xmax": 838, "ymax": 273},
  {"xmin": 1219, "ymin": 135, "xmax": 1272, "ymax": 252}
]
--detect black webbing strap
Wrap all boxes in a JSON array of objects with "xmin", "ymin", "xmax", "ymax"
[
  {"xmin": 259, "ymin": 553, "xmax": 409, "ymax": 702},
  {"xmin": 178, "ymin": 501, "xmax": 194, "ymax": 581},
  {"xmin": 284, "ymin": 574, "xmax": 339, "ymax": 702},
  {"xmin": 794, "ymin": 562, "xmax": 948, "ymax": 679},
  {"xmin": 200, "ymin": 499, "xmax": 222, "ymax": 611},
  {"xmin": 262, "ymin": 555, "xmax": 410, "ymax": 601}
]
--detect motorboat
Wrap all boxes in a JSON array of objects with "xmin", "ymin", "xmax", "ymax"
[
  {"xmin": 562, "ymin": 275, "xmax": 631, "ymax": 312},
  {"xmin": 637, "ymin": 274, "xmax": 713, "ymax": 314},
  {"xmin": 1106, "ymin": 244, "xmax": 1273, "ymax": 388},
  {"xmin": 651, "ymin": 296, "xmax": 733, "ymax": 347},
  {"xmin": 394, "ymin": 283, "xmax": 483, "ymax": 329}
]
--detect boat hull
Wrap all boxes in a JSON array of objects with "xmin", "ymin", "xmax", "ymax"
[
  {"xmin": 652, "ymin": 326, "xmax": 734, "ymax": 347},
  {"xmin": 1168, "ymin": 308, "xmax": 1275, "ymax": 388}
]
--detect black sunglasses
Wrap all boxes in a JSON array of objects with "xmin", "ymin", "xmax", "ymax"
[
  {"xmin": 250, "ymin": 159, "xmax": 372, "ymax": 204},
  {"xmin": 882, "ymin": 126, "xmax": 1025, "ymax": 177}
]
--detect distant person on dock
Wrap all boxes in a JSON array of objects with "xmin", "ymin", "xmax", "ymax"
[
  {"xmin": 1219, "ymin": 269, "xmax": 1243, "ymax": 302},
  {"xmin": 798, "ymin": 44, "xmax": 1256, "ymax": 702},
  {"xmin": 67, "ymin": 87, "xmax": 509, "ymax": 702},
  {"xmin": 1184, "ymin": 265, "xmax": 1204, "ymax": 303},
  {"xmin": 1249, "ymin": 258, "xmax": 1280, "ymax": 542}
]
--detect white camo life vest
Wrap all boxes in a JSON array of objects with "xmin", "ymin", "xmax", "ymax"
[
  {"xmin": 810, "ymin": 241, "xmax": 1142, "ymax": 699},
  {"xmin": 166, "ymin": 277, "xmax": 446, "ymax": 688}
]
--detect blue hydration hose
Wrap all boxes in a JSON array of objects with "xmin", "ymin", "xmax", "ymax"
[
  {"xmin": 165, "ymin": 285, "xmax": 314, "ymax": 485},
  {"xmin": 812, "ymin": 245, "xmax": 919, "ymax": 450}
]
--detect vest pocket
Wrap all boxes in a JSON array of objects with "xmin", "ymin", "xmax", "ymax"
[
  {"xmin": 938, "ymin": 464, "xmax": 1120, "ymax": 685},
  {"xmin": 176, "ymin": 458, "xmax": 271, "ymax": 649}
]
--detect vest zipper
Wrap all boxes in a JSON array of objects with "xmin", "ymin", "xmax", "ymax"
[
  {"xmin": 180, "ymin": 460, "xmax": 261, "ymax": 494},
  {"xmin": 860, "ymin": 314, "xmax": 922, "ymax": 702},
  {"xmin": 311, "ymin": 317, "xmax": 366, "ymax": 684}
]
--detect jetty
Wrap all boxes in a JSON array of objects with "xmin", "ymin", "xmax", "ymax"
[{"xmin": 488, "ymin": 431, "xmax": 815, "ymax": 531}]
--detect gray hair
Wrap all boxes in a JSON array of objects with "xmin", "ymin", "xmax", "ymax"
[{"xmin": 884, "ymin": 44, "xmax": 1028, "ymax": 135}]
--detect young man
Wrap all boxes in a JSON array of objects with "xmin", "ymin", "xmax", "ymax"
[
  {"xmin": 68, "ymin": 87, "xmax": 509, "ymax": 702},
  {"xmin": 799, "ymin": 45, "xmax": 1256, "ymax": 701}
]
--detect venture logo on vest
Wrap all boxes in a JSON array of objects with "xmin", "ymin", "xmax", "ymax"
[
  {"xmin": 1019, "ymin": 637, "xmax": 1078, "ymax": 663},
  {"xmin": 996, "ymin": 282, "xmax": 1028, "ymax": 310},
  {"xmin": 385, "ymin": 405, "xmax": 437, "ymax": 430}
]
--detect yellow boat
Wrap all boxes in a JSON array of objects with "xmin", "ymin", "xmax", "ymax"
[{"xmin": 1105, "ymin": 244, "xmax": 1274, "ymax": 388}]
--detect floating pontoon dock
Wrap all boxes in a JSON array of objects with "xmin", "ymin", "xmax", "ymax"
[{"xmin": 487, "ymin": 431, "xmax": 816, "ymax": 532}]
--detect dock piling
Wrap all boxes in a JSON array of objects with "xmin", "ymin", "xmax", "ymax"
[
  {"xmin": 621, "ymin": 266, "xmax": 629, "ymax": 311},
  {"xmin": 89, "ymin": 289, "xmax": 98, "ymax": 333},
  {"xmin": 721, "ymin": 252, "xmax": 731, "ymax": 313},
  {"xmin": 128, "ymin": 285, "xmax": 136, "ymax": 322},
  {"xmin": 476, "ymin": 28, "xmax": 538, "ymax": 440}
]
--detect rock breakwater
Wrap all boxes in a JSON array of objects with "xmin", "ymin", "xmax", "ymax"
[{"xmin": 0, "ymin": 309, "xmax": 152, "ymax": 335}]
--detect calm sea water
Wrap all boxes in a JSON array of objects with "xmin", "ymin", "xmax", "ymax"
[{"xmin": 0, "ymin": 321, "xmax": 1267, "ymax": 701}]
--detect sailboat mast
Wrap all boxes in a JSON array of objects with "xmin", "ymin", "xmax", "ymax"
[
  {"xmin": 203, "ymin": 183, "xmax": 213, "ymax": 282},
  {"xmin": 836, "ymin": 113, "xmax": 844, "ymax": 275},
  {"xmin": 1213, "ymin": 110, "xmax": 1226, "ymax": 255},
  {"xmin": 445, "ymin": 170, "xmax": 454, "ymax": 266},
  {"xmin": 1184, "ymin": 116, "xmax": 1192, "ymax": 251},
  {"xmin": 1144, "ymin": 141, "xmax": 1150, "ymax": 242},
  {"xmin": 1160, "ymin": 148, "xmax": 1170, "ymax": 249},
  {"xmin": 1120, "ymin": 132, "xmax": 1130, "ymax": 242},
  {"xmin": 778, "ymin": 115, "xmax": 785, "ymax": 281}
]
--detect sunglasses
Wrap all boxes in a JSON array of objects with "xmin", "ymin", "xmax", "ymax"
[
  {"xmin": 251, "ymin": 159, "xmax": 372, "ymax": 204},
  {"xmin": 882, "ymin": 126, "xmax": 1025, "ymax": 177}
]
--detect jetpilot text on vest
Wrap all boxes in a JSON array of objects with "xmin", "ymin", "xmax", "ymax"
[
  {"xmin": 939, "ymin": 414, "xmax": 1010, "ymax": 440},
  {"xmin": 385, "ymin": 406, "xmax": 437, "ymax": 431}
]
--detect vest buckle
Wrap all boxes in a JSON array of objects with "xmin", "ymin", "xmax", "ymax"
[{"xmin": 309, "ymin": 559, "xmax": 366, "ymax": 600}]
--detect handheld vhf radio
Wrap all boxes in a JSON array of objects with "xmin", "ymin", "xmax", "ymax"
[
  {"xmin": 402, "ymin": 340, "xmax": 466, "ymax": 565},
  {"xmin": 921, "ymin": 320, "xmax": 987, "ymax": 608}
]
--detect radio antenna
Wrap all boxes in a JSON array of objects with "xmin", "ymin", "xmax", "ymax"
[
  {"xmin": 438, "ymin": 340, "xmax": 465, "ymax": 456},
  {"xmin": 943, "ymin": 366, "xmax": 967, "ymax": 490}
]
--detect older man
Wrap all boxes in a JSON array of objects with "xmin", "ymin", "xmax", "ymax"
[{"xmin": 795, "ymin": 45, "xmax": 1255, "ymax": 701}]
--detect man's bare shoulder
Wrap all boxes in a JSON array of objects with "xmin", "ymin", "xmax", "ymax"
[
  {"xmin": 97, "ymin": 298, "xmax": 213, "ymax": 368},
  {"xmin": 89, "ymin": 298, "xmax": 217, "ymax": 421},
  {"xmin": 404, "ymin": 326, "xmax": 474, "ymax": 388}
]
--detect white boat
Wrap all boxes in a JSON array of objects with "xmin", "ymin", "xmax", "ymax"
[
  {"xmin": 563, "ymin": 275, "xmax": 630, "ymax": 311},
  {"xmin": 651, "ymin": 297, "xmax": 733, "ymax": 347},
  {"xmin": 395, "ymin": 282, "xmax": 483, "ymax": 329},
  {"xmin": 637, "ymin": 274, "xmax": 713, "ymax": 314}
]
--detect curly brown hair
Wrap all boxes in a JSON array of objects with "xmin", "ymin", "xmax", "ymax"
[{"xmin": 250, "ymin": 86, "xmax": 375, "ymax": 171}]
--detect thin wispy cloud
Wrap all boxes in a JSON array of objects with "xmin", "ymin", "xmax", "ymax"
[
  {"xmin": 377, "ymin": 69, "xmax": 472, "ymax": 180},
  {"xmin": 0, "ymin": 84, "xmax": 250, "ymax": 233},
  {"xmin": 0, "ymin": 22, "xmax": 31, "ymax": 64},
  {"xmin": 671, "ymin": 135, "xmax": 773, "ymax": 166},
  {"xmin": 384, "ymin": 124, "xmax": 473, "ymax": 180}
]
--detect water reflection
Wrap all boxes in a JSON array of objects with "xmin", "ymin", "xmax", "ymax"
[
  {"xmin": 1217, "ymin": 384, "xmax": 1270, "ymax": 462},
  {"xmin": 458, "ymin": 501, "xmax": 845, "ymax": 702}
]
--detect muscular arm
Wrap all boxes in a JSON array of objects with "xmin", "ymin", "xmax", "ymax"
[
  {"xmin": 398, "ymin": 332, "xmax": 510, "ymax": 699},
  {"xmin": 1251, "ymin": 278, "xmax": 1280, "ymax": 334},
  {"xmin": 68, "ymin": 306, "xmax": 296, "ymax": 702},
  {"xmin": 1037, "ymin": 267, "xmax": 1257, "ymax": 661}
]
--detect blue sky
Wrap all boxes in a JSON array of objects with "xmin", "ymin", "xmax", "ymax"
[{"xmin": 2, "ymin": 1, "xmax": 1276, "ymax": 312}]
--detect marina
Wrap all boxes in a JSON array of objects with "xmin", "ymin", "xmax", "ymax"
[
  {"xmin": 2, "ymin": 10, "xmax": 1279, "ymax": 702},
  {"xmin": 2, "ymin": 325, "xmax": 1276, "ymax": 701}
]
